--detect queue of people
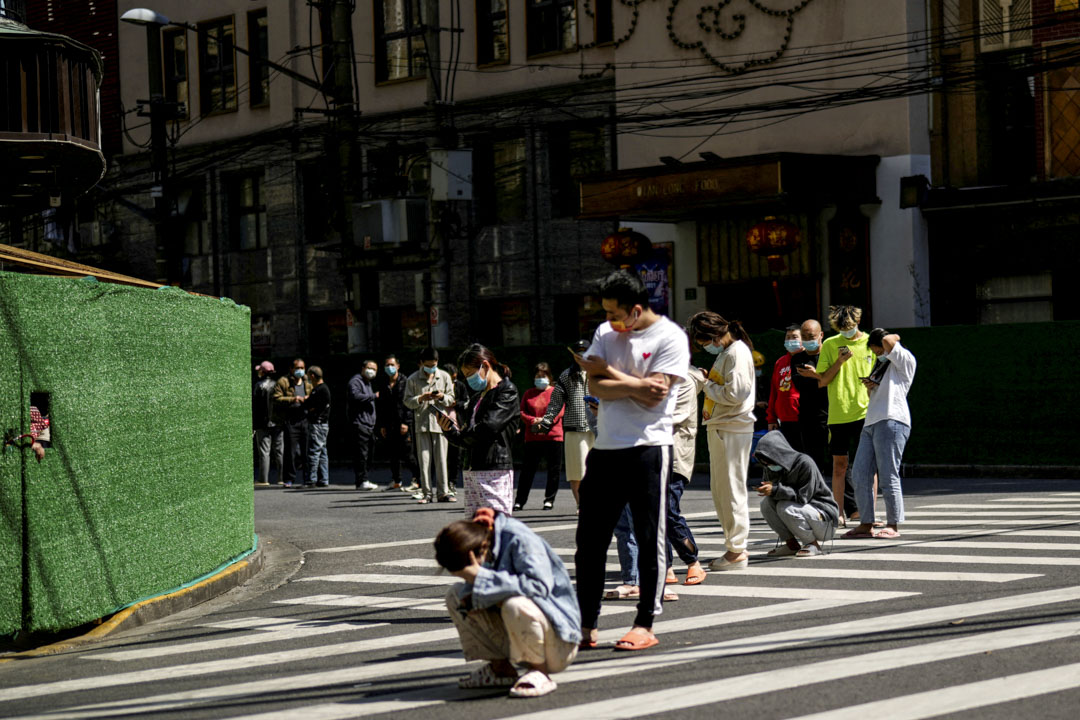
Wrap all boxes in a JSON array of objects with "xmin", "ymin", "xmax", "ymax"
[{"xmin": 429, "ymin": 272, "xmax": 917, "ymax": 698}]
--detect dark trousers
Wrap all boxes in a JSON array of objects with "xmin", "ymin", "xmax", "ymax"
[
  {"xmin": 799, "ymin": 418, "xmax": 830, "ymax": 478},
  {"xmin": 284, "ymin": 419, "xmax": 309, "ymax": 485},
  {"xmin": 447, "ymin": 442, "xmax": 463, "ymax": 491},
  {"xmin": 514, "ymin": 441, "xmax": 564, "ymax": 507},
  {"xmin": 779, "ymin": 421, "xmax": 803, "ymax": 453},
  {"xmin": 575, "ymin": 445, "xmax": 669, "ymax": 630},
  {"xmin": 666, "ymin": 472, "xmax": 699, "ymax": 567},
  {"xmin": 382, "ymin": 427, "xmax": 416, "ymax": 483},
  {"xmin": 352, "ymin": 424, "xmax": 375, "ymax": 486}
]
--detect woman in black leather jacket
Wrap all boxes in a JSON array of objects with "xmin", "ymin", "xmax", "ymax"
[{"xmin": 437, "ymin": 344, "xmax": 519, "ymax": 513}]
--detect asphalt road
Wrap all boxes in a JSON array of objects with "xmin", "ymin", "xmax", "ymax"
[{"xmin": 2, "ymin": 468, "xmax": 1080, "ymax": 720}]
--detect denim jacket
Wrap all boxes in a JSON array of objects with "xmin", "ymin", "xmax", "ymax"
[{"xmin": 454, "ymin": 513, "xmax": 582, "ymax": 644}]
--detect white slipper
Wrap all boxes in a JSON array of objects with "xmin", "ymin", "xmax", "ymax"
[
  {"xmin": 766, "ymin": 545, "xmax": 798, "ymax": 557},
  {"xmin": 458, "ymin": 663, "xmax": 517, "ymax": 689},
  {"xmin": 509, "ymin": 669, "xmax": 557, "ymax": 698},
  {"xmin": 796, "ymin": 544, "xmax": 823, "ymax": 557}
]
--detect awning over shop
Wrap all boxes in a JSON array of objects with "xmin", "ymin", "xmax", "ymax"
[{"xmin": 578, "ymin": 153, "xmax": 880, "ymax": 220}]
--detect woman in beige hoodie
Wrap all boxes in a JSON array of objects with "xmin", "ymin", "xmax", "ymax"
[{"xmin": 687, "ymin": 311, "xmax": 757, "ymax": 572}]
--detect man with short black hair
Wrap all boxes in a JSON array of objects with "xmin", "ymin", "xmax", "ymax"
[
  {"xmin": 573, "ymin": 269, "xmax": 689, "ymax": 652},
  {"xmin": 348, "ymin": 359, "xmax": 380, "ymax": 490},
  {"xmin": 377, "ymin": 354, "xmax": 416, "ymax": 492},
  {"xmin": 845, "ymin": 329, "xmax": 917, "ymax": 540},
  {"xmin": 304, "ymin": 366, "xmax": 331, "ymax": 487}
]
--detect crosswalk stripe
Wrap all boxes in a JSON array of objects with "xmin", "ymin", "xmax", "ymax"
[
  {"xmin": 813, "ymin": 551, "xmax": 1080, "ymax": 566},
  {"xmin": 903, "ymin": 510, "xmax": 1080, "ymax": 517},
  {"xmin": 990, "ymin": 497, "xmax": 1080, "ymax": 503},
  {"xmin": 805, "ymin": 538, "xmax": 1080, "ymax": 552},
  {"xmin": 272, "ymin": 594, "xmax": 640, "ymax": 618},
  {"xmin": 785, "ymin": 661, "xmax": 1080, "ymax": 720},
  {"xmin": 495, "ymin": 617, "xmax": 1080, "ymax": 720},
  {"xmin": 715, "ymin": 566, "xmax": 1038, "ymax": 582},
  {"xmin": 85, "ymin": 619, "xmax": 387, "ymax": 662},
  {"xmin": 920, "ymin": 503, "xmax": 1080, "ymax": 510},
  {"xmin": 20, "ymin": 586, "xmax": 1080, "ymax": 720}
]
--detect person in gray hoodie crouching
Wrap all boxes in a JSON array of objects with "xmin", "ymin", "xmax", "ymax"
[{"xmin": 754, "ymin": 430, "xmax": 839, "ymax": 558}]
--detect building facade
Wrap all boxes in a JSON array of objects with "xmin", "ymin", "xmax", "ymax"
[
  {"xmin": 925, "ymin": 0, "xmax": 1080, "ymax": 324},
  {"xmin": 97, "ymin": 1, "xmax": 941, "ymax": 360}
]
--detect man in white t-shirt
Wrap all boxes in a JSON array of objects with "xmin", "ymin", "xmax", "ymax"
[
  {"xmin": 573, "ymin": 270, "xmax": 689, "ymax": 652},
  {"xmin": 844, "ymin": 328, "xmax": 917, "ymax": 540}
]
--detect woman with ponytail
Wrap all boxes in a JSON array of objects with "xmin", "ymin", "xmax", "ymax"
[
  {"xmin": 686, "ymin": 311, "xmax": 756, "ymax": 572},
  {"xmin": 436, "ymin": 507, "xmax": 581, "ymax": 698},
  {"xmin": 437, "ymin": 344, "xmax": 519, "ymax": 514}
]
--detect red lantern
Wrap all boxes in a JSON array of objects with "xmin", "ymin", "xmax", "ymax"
[
  {"xmin": 746, "ymin": 217, "xmax": 801, "ymax": 272},
  {"xmin": 601, "ymin": 228, "xmax": 652, "ymax": 265}
]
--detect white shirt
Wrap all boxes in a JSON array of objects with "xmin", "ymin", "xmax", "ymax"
[
  {"xmin": 588, "ymin": 317, "xmax": 690, "ymax": 449},
  {"xmin": 864, "ymin": 341, "xmax": 917, "ymax": 428}
]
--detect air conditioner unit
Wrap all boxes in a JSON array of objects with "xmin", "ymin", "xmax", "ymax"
[
  {"xmin": 352, "ymin": 198, "xmax": 427, "ymax": 248},
  {"xmin": 980, "ymin": 0, "xmax": 1032, "ymax": 53}
]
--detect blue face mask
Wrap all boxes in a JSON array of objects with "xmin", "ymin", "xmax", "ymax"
[
  {"xmin": 293, "ymin": 369, "xmax": 305, "ymax": 378},
  {"xmin": 802, "ymin": 338, "xmax": 820, "ymax": 352},
  {"xmin": 840, "ymin": 327, "xmax": 858, "ymax": 339},
  {"xmin": 534, "ymin": 378, "xmax": 550, "ymax": 390},
  {"xmin": 767, "ymin": 464, "xmax": 783, "ymax": 473},
  {"xmin": 703, "ymin": 342, "xmax": 722, "ymax": 355},
  {"xmin": 423, "ymin": 365, "xmax": 437, "ymax": 375},
  {"xmin": 784, "ymin": 339, "xmax": 803, "ymax": 353},
  {"xmin": 384, "ymin": 366, "xmax": 397, "ymax": 377},
  {"xmin": 467, "ymin": 369, "xmax": 487, "ymax": 391}
]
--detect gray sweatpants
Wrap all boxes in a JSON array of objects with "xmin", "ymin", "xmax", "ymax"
[{"xmin": 760, "ymin": 496, "xmax": 831, "ymax": 546}]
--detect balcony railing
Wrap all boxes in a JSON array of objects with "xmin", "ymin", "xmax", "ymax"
[{"xmin": 0, "ymin": 0, "xmax": 28, "ymax": 24}]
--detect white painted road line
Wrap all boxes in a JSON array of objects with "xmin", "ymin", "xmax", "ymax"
[
  {"xmin": 719, "ymin": 566, "xmax": 1040, "ymax": 583},
  {"xmin": 991, "ymin": 497, "xmax": 1080, "ymax": 504},
  {"xmin": 904, "ymin": 510, "xmax": 1080, "ymax": 517},
  {"xmin": 17, "ymin": 586, "xmax": 1080, "ymax": 720},
  {"xmin": 816, "ymin": 551, "xmax": 1080, "ymax": 566},
  {"xmin": 85, "ymin": 619, "xmax": 387, "ymax": 662},
  {"xmin": 822, "ymin": 539, "xmax": 1080, "ymax": 552},
  {"xmin": 785, "ymin": 660, "xmax": 1080, "ymax": 720},
  {"xmin": 920, "ymin": 503, "xmax": 1080, "ymax": 510},
  {"xmin": 496, "ymin": 617, "xmax": 1080, "ymax": 720},
  {"xmin": 273, "ymin": 594, "xmax": 640, "ymax": 619}
]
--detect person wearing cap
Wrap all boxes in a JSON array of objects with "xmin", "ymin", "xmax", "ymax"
[{"xmin": 253, "ymin": 361, "xmax": 283, "ymax": 486}]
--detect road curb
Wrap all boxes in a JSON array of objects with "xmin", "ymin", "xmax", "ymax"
[
  {"xmin": 0, "ymin": 541, "xmax": 264, "ymax": 662},
  {"xmin": 901, "ymin": 464, "xmax": 1080, "ymax": 479}
]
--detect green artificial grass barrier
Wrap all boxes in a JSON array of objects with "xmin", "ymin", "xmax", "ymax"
[{"xmin": 0, "ymin": 272, "xmax": 254, "ymax": 635}]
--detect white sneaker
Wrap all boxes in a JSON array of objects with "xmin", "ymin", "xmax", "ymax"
[
  {"xmin": 709, "ymin": 556, "xmax": 748, "ymax": 571},
  {"xmin": 359, "ymin": 481, "xmax": 378, "ymax": 491},
  {"xmin": 411, "ymin": 491, "xmax": 426, "ymax": 500}
]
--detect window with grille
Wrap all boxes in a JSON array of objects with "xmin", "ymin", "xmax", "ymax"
[
  {"xmin": 477, "ymin": 0, "xmax": 510, "ymax": 65},
  {"xmin": 248, "ymin": 9, "xmax": 270, "ymax": 107},
  {"xmin": 229, "ymin": 174, "xmax": 267, "ymax": 250},
  {"xmin": 163, "ymin": 28, "xmax": 188, "ymax": 118},
  {"xmin": 527, "ymin": 0, "xmax": 577, "ymax": 57},
  {"xmin": 375, "ymin": 0, "xmax": 426, "ymax": 82},
  {"xmin": 550, "ymin": 127, "xmax": 607, "ymax": 217},
  {"xmin": 198, "ymin": 17, "xmax": 237, "ymax": 115}
]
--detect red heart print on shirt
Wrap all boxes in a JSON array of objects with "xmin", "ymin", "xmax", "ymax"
[{"xmin": 643, "ymin": 352, "xmax": 652, "ymax": 359}]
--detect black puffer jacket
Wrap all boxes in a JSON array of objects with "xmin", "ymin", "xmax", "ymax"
[{"xmin": 446, "ymin": 377, "xmax": 519, "ymax": 471}]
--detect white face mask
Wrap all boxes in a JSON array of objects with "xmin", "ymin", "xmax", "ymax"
[
  {"xmin": 363, "ymin": 369, "xmax": 376, "ymax": 380},
  {"xmin": 839, "ymin": 327, "xmax": 858, "ymax": 339}
]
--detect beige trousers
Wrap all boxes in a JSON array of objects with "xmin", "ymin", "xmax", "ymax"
[
  {"xmin": 706, "ymin": 426, "xmax": 753, "ymax": 553},
  {"xmin": 563, "ymin": 431, "xmax": 594, "ymax": 483},
  {"xmin": 416, "ymin": 431, "xmax": 450, "ymax": 498},
  {"xmin": 445, "ymin": 589, "xmax": 578, "ymax": 672}
]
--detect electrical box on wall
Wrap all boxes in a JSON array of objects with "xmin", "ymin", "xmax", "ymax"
[
  {"xmin": 429, "ymin": 149, "xmax": 473, "ymax": 201},
  {"xmin": 353, "ymin": 198, "xmax": 428, "ymax": 247}
]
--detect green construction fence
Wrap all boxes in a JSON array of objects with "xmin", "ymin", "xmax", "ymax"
[{"xmin": 0, "ymin": 272, "xmax": 254, "ymax": 637}]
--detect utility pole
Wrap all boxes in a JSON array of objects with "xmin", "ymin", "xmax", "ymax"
[
  {"xmin": 140, "ymin": 21, "xmax": 173, "ymax": 284},
  {"xmin": 425, "ymin": 0, "xmax": 450, "ymax": 348}
]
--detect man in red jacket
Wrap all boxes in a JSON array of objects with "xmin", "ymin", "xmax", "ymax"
[{"xmin": 766, "ymin": 325, "xmax": 803, "ymax": 452}]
